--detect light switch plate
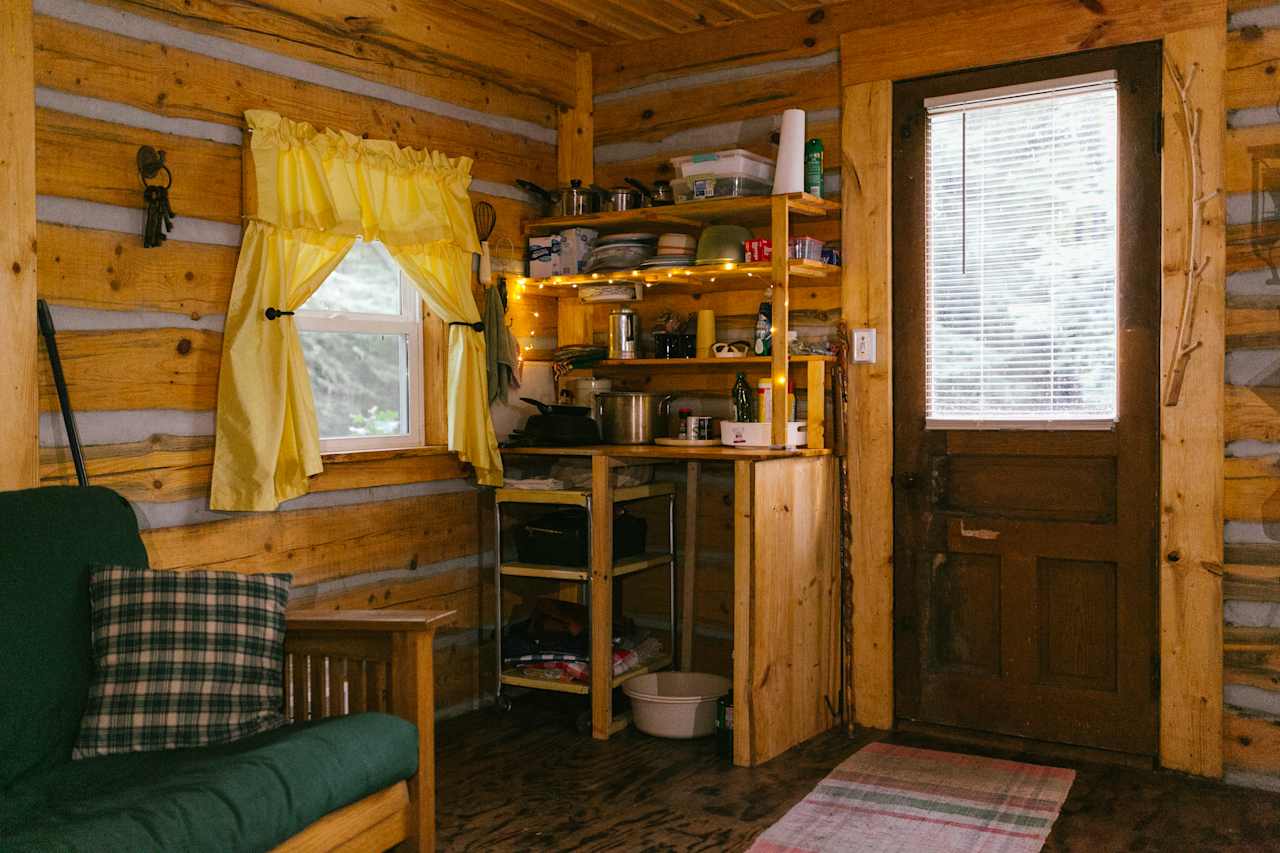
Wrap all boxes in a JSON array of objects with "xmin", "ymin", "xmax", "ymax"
[{"xmin": 852, "ymin": 328, "xmax": 877, "ymax": 363}]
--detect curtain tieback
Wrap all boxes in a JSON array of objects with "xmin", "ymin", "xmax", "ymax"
[
  {"xmin": 449, "ymin": 321, "xmax": 485, "ymax": 332},
  {"xmin": 264, "ymin": 307, "xmax": 296, "ymax": 320}
]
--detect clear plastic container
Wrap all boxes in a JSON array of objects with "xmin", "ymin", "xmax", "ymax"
[
  {"xmin": 672, "ymin": 174, "xmax": 772, "ymax": 204},
  {"xmin": 670, "ymin": 148, "xmax": 775, "ymax": 182},
  {"xmin": 790, "ymin": 236, "xmax": 825, "ymax": 261}
]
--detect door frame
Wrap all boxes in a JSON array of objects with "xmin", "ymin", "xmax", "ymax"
[{"xmin": 838, "ymin": 8, "xmax": 1226, "ymax": 778}]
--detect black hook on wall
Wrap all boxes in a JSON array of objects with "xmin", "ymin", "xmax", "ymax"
[{"xmin": 137, "ymin": 145, "xmax": 176, "ymax": 248}]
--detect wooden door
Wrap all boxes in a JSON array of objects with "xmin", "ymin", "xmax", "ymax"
[{"xmin": 891, "ymin": 44, "xmax": 1161, "ymax": 754}]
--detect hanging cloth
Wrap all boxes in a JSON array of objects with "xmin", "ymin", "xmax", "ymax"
[
  {"xmin": 482, "ymin": 283, "xmax": 521, "ymax": 405},
  {"xmin": 210, "ymin": 110, "xmax": 500, "ymax": 511}
]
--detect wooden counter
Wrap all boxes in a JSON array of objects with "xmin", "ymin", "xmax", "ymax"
[{"xmin": 500, "ymin": 445, "xmax": 840, "ymax": 767}]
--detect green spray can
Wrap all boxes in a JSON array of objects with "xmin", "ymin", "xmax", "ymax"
[{"xmin": 804, "ymin": 138, "xmax": 824, "ymax": 197}]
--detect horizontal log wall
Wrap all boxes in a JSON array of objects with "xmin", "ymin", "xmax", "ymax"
[
  {"xmin": 29, "ymin": 0, "xmax": 561, "ymax": 718},
  {"xmin": 1225, "ymin": 0, "xmax": 1280, "ymax": 792}
]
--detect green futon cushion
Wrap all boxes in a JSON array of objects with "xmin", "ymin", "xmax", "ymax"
[{"xmin": 0, "ymin": 712, "xmax": 418, "ymax": 853}]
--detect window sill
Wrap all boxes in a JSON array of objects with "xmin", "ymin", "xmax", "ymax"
[{"xmin": 321, "ymin": 445, "xmax": 457, "ymax": 465}]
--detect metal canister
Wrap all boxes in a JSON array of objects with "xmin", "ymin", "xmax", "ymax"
[{"xmin": 608, "ymin": 308, "xmax": 637, "ymax": 359}]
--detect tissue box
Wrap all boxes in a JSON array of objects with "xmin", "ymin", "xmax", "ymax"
[
  {"xmin": 559, "ymin": 228, "xmax": 598, "ymax": 275},
  {"xmin": 527, "ymin": 235, "xmax": 562, "ymax": 278}
]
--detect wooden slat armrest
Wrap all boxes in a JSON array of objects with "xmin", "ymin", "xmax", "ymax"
[{"xmin": 286, "ymin": 609, "xmax": 455, "ymax": 633}]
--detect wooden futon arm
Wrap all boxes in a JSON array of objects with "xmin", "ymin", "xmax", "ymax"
[
  {"xmin": 281, "ymin": 608, "xmax": 455, "ymax": 853},
  {"xmin": 286, "ymin": 609, "xmax": 455, "ymax": 634}
]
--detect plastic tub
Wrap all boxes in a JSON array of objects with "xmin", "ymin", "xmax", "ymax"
[
  {"xmin": 672, "ymin": 174, "xmax": 772, "ymax": 204},
  {"xmin": 623, "ymin": 672, "xmax": 730, "ymax": 738},
  {"xmin": 720, "ymin": 420, "xmax": 808, "ymax": 449},
  {"xmin": 670, "ymin": 149, "xmax": 775, "ymax": 182}
]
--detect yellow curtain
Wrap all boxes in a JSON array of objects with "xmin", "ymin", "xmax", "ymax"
[{"xmin": 211, "ymin": 110, "xmax": 500, "ymax": 511}]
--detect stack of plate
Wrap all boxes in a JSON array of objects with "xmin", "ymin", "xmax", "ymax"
[
  {"xmin": 583, "ymin": 233, "xmax": 657, "ymax": 273},
  {"xmin": 639, "ymin": 232, "xmax": 696, "ymax": 269}
]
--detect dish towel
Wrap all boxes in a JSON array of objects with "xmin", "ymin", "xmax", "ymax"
[{"xmin": 484, "ymin": 283, "xmax": 521, "ymax": 404}]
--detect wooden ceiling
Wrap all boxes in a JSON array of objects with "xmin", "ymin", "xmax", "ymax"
[{"xmin": 465, "ymin": 0, "xmax": 852, "ymax": 47}]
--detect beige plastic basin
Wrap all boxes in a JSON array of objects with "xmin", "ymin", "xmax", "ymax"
[{"xmin": 622, "ymin": 672, "xmax": 730, "ymax": 739}]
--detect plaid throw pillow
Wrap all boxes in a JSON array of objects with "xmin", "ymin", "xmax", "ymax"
[{"xmin": 73, "ymin": 565, "xmax": 292, "ymax": 759}]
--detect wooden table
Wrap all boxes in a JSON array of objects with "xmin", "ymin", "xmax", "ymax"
[{"xmin": 501, "ymin": 445, "xmax": 841, "ymax": 767}]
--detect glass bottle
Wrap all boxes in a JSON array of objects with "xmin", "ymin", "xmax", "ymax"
[{"xmin": 732, "ymin": 372, "xmax": 753, "ymax": 422}]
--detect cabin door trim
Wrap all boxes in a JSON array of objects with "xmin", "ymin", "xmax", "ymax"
[{"xmin": 839, "ymin": 23, "xmax": 1226, "ymax": 778}]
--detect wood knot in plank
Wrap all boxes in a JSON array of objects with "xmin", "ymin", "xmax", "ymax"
[
  {"xmin": 1077, "ymin": 0, "xmax": 1105, "ymax": 13},
  {"xmin": 176, "ymin": 338, "xmax": 192, "ymax": 355}
]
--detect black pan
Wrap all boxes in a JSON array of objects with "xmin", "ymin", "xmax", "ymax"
[{"xmin": 521, "ymin": 396, "xmax": 589, "ymax": 417}]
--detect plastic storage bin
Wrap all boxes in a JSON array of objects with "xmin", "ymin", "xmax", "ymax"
[
  {"xmin": 672, "ymin": 174, "xmax": 772, "ymax": 204},
  {"xmin": 719, "ymin": 420, "xmax": 808, "ymax": 449},
  {"xmin": 670, "ymin": 149, "xmax": 775, "ymax": 182}
]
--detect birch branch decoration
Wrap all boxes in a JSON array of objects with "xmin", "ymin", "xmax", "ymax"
[{"xmin": 1163, "ymin": 57, "xmax": 1219, "ymax": 407}]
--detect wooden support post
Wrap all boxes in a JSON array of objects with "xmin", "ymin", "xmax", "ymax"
[
  {"xmin": 1159, "ymin": 25, "xmax": 1225, "ymax": 779},
  {"xmin": 841, "ymin": 80, "xmax": 895, "ymax": 731},
  {"xmin": 554, "ymin": 51, "xmax": 595, "ymax": 348},
  {"xmin": 680, "ymin": 461, "xmax": 700, "ymax": 671},
  {"xmin": 590, "ymin": 454, "xmax": 614, "ymax": 739},
  {"xmin": 807, "ymin": 360, "xmax": 826, "ymax": 449},
  {"xmin": 0, "ymin": 0, "xmax": 38, "ymax": 490},
  {"xmin": 557, "ymin": 51, "xmax": 594, "ymax": 185},
  {"xmin": 732, "ymin": 459, "xmax": 754, "ymax": 766},
  {"xmin": 770, "ymin": 195, "xmax": 791, "ymax": 447},
  {"xmin": 390, "ymin": 630, "xmax": 437, "ymax": 853}
]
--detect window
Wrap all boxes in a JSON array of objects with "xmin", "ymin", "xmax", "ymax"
[
  {"xmin": 296, "ymin": 240, "xmax": 424, "ymax": 452},
  {"xmin": 925, "ymin": 72, "xmax": 1118, "ymax": 429}
]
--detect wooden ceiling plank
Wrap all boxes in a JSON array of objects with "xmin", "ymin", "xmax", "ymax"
[
  {"xmin": 477, "ymin": 0, "xmax": 617, "ymax": 47},
  {"xmin": 529, "ymin": 0, "xmax": 667, "ymax": 42},
  {"xmin": 592, "ymin": 0, "xmax": 945, "ymax": 94}
]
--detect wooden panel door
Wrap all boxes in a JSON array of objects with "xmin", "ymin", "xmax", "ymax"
[{"xmin": 891, "ymin": 44, "xmax": 1161, "ymax": 754}]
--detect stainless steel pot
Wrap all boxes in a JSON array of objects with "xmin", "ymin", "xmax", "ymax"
[
  {"xmin": 595, "ymin": 391, "xmax": 674, "ymax": 444},
  {"xmin": 606, "ymin": 184, "xmax": 645, "ymax": 212},
  {"xmin": 515, "ymin": 178, "xmax": 600, "ymax": 217}
]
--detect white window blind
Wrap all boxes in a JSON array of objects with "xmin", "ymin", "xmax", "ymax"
[{"xmin": 925, "ymin": 73, "xmax": 1118, "ymax": 429}]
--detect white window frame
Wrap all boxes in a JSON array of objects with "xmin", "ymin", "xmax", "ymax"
[
  {"xmin": 295, "ymin": 255, "xmax": 424, "ymax": 454},
  {"xmin": 923, "ymin": 71, "xmax": 1120, "ymax": 432}
]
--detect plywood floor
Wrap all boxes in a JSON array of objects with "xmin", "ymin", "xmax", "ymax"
[{"xmin": 436, "ymin": 694, "xmax": 1280, "ymax": 852}]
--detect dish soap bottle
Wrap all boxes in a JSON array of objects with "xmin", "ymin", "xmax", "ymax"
[
  {"xmin": 753, "ymin": 287, "xmax": 772, "ymax": 356},
  {"xmin": 732, "ymin": 373, "xmax": 752, "ymax": 422}
]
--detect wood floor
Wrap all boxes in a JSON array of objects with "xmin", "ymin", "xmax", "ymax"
[{"xmin": 436, "ymin": 693, "xmax": 1280, "ymax": 852}]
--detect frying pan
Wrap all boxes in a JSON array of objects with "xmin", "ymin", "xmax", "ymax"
[{"xmin": 521, "ymin": 397, "xmax": 590, "ymax": 417}]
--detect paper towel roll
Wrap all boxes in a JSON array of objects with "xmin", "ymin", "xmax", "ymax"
[
  {"xmin": 696, "ymin": 309, "xmax": 716, "ymax": 358},
  {"xmin": 773, "ymin": 109, "xmax": 806, "ymax": 195}
]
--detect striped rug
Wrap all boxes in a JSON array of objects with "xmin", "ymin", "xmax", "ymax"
[{"xmin": 748, "ymin": 742, "xmax": 1074, "ymax": 853}]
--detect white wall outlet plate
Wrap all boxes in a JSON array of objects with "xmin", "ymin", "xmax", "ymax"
[{"xmin": 852, "ymin": 328, "xmax": 877, "ymax": 364}]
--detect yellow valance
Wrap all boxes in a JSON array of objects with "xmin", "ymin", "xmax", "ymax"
[{"xmin": 211, "ymin": 110, "xmax": 501, "ymax": 511}]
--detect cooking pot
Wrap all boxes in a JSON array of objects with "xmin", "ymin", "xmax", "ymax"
[
  {"xmin": 595, "ymin": 391, "xmax": 674, "ymax": 444},
  {"xmin": 605, "ymin": 183, "xmax": 645, "ymax": 212},
  {"xmin": 515, "ymin": 179, "xmax": 600, "ymax": 217}
]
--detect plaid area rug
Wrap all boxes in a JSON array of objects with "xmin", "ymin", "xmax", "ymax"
[{"xmin": 748, "ymin": 742, "xmax": 1074, "ymax": 853}]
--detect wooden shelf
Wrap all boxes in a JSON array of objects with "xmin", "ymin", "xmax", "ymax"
[
  {"xmin": 495, "ymin": 481, "xmax": 675, "ymax": 508},
  {"xmin": 502, "ymin": 445, "xmax": 832, "ymax": 461},
  {"xmin": 498, "ymin": 653, "xmax": 673, "ymax": 695},
  {"xmin": 515, "ymin": 259, "xmax": 839, "ymax": 295},
  {"xmin": 524, "ymin": 192, "xmax": 838, "ymax": 235},
  {"xmin": 499, "ymin": 552, "xmax": 672, "ymax": 582},
  {"xmin": 588, "ymin": 355, "xmax": 834, "ymax": 368}
]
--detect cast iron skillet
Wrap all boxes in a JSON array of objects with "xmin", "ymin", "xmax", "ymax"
[{"xmin": 521, "ymin": 397, "xmax": 590, "ymax": 417}]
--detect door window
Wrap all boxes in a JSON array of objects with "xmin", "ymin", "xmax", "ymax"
[{"xmin": 925, "ymin": 72, "xmax": 1118, "ymax": 429}]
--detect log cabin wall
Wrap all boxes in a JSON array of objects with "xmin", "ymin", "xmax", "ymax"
[
  {"xmin": 1224, "ymin": 0, "xmax": 1280, "ymax": 793},
  {"xmin": 27, "ymin": 0, "xmax": 566, "ymax": 718}
]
